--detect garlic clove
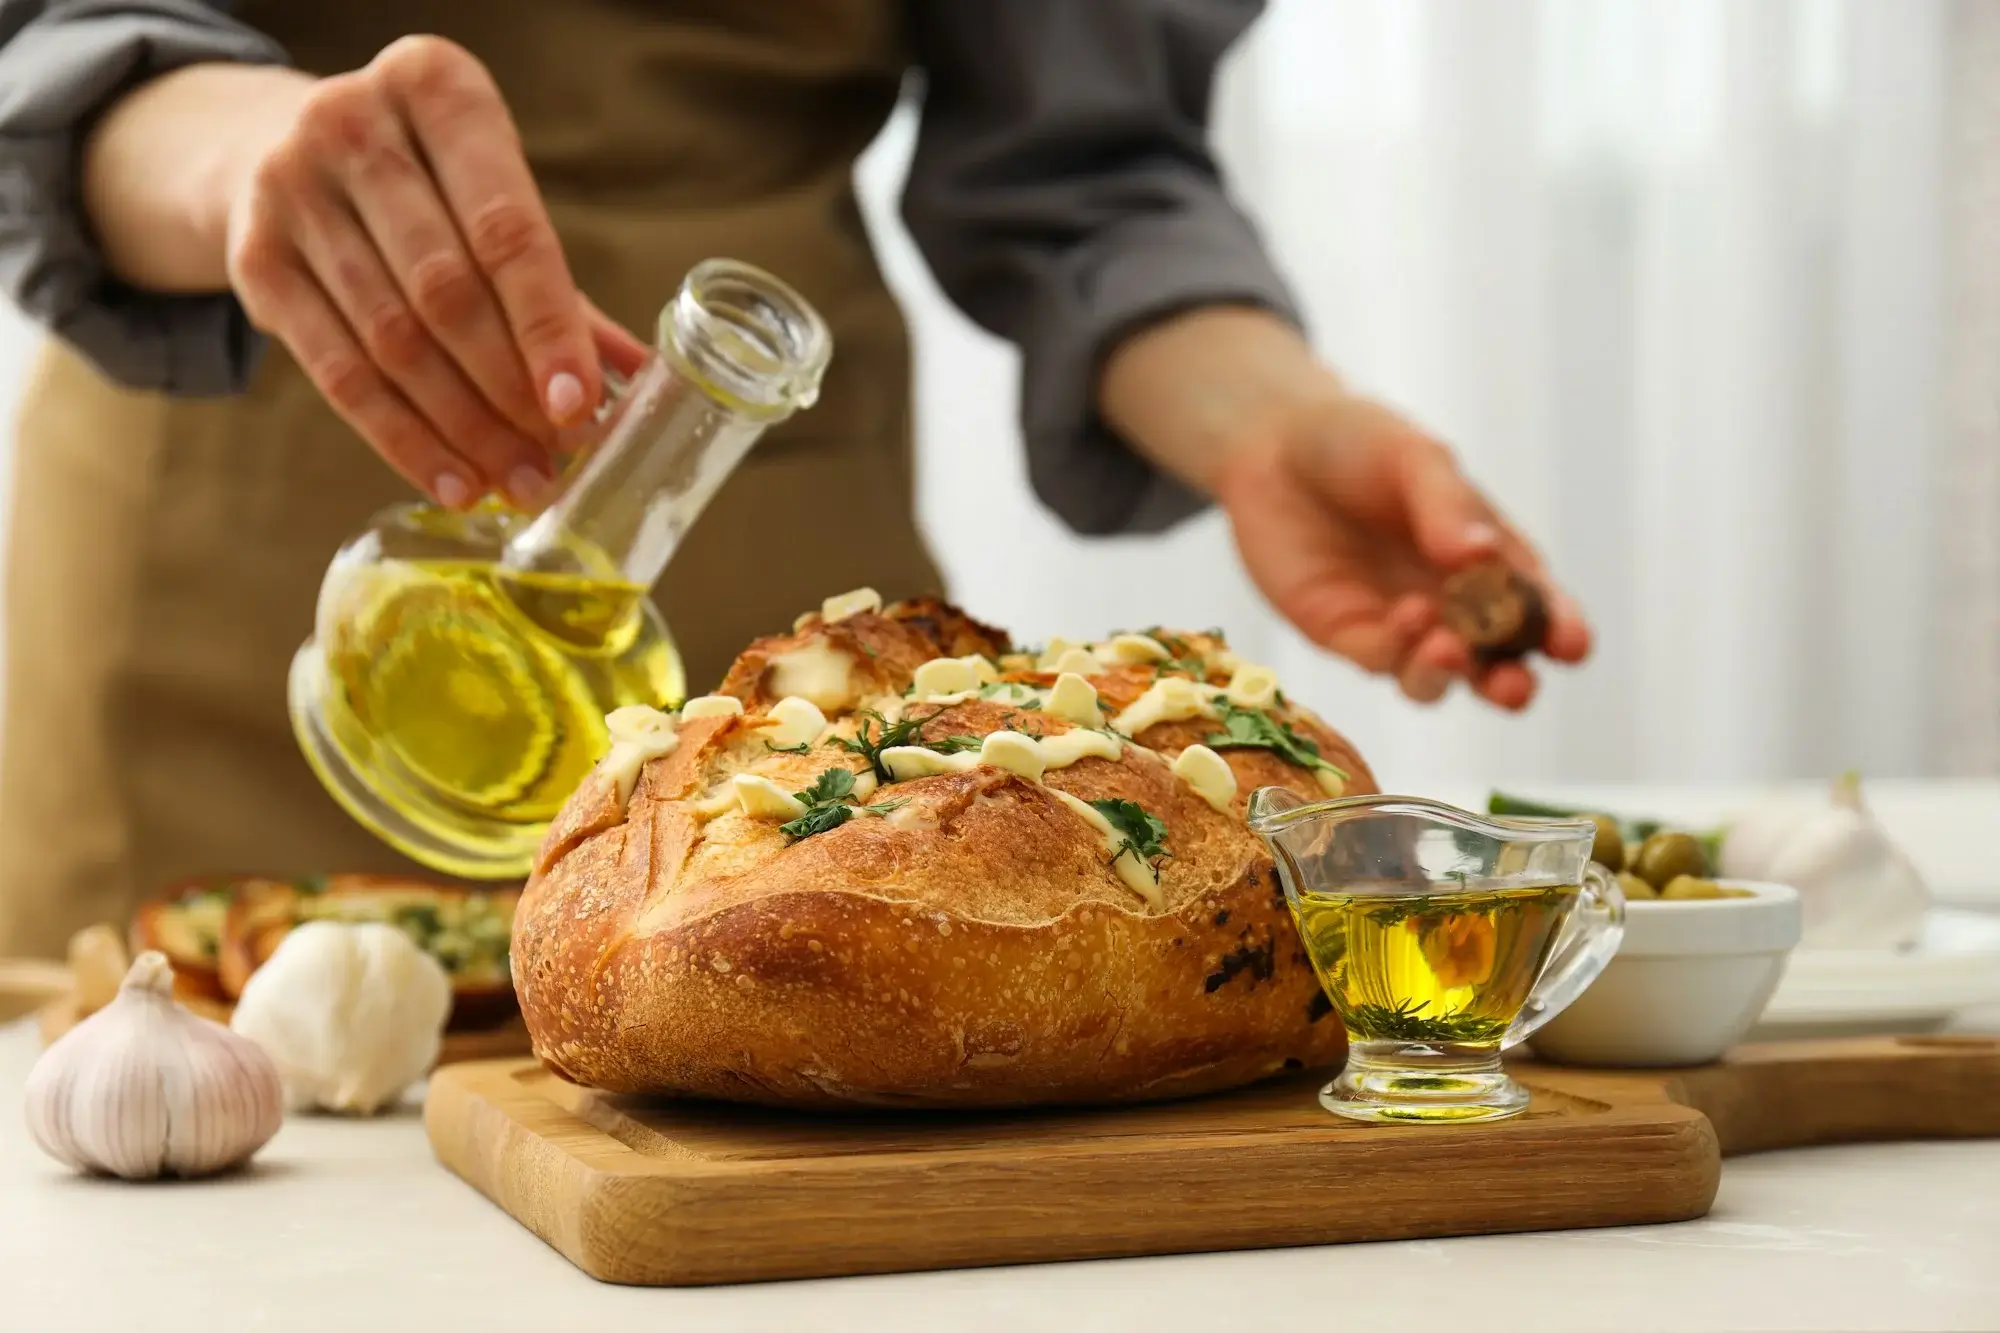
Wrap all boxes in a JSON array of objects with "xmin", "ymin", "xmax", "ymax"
[
  {"xmin": 229, "ymin": 920, "xmax": 453, "ymax": 1116},
  {"xmin": 1719, "ymin": 774, "xmax": 1931, "ymax": 950},
  {"xmin": 24, "ymin": 950, "xmax": 284, "ymax": 1180}
]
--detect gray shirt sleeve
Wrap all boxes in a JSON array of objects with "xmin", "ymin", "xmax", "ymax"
[
  {"xmin": 0, "ymin": 0, "xmax": 289, "ymax": 395},
  {"xmin": 901, "ymin": 0, "xmax": 1298, "ymax": 537}
]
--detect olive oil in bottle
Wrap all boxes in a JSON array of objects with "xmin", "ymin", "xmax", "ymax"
[
  {"xmin": 1288, "ymin": 881, "xmax": 1579, "ymax": 1049},
  {"xmin": 308, "ymin": 553, "xmax": 683, "ymax": 860},
  {"xmin": 290, "ymin": 259, "xmax": 834, "ymax": 880}
]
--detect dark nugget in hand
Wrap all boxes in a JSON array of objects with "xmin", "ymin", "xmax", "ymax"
[{"xmin": 1439, "ymin": 559, "xmax": 1549, "ymax": 665}]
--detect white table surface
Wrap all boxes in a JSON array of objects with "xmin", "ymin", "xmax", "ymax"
[
  {"xmin": 5, "ymin": 777, "xmax": 1999, "ymax": 1332},
  {"xmin": 7, "ymin": 1017, "xmax": 2000, "ymax": 1330}
]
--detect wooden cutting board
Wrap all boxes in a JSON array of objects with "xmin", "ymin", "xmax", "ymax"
[{"xmin": 424, "ymin": 1032, "xmax": 2000, "ymax": 1287}]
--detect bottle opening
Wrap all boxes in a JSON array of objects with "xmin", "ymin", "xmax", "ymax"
[{"xmin": 662, "ymin": 259, "xmax": 833, "ymax": 420}]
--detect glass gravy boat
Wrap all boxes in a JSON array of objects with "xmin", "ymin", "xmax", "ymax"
[{"xmin": 1249, "ymin": 789, "xmax": 1625, "ymax": 1124}]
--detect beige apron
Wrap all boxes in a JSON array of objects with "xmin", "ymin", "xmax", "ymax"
[{"xmin": 0, "ymin": 0, "xmax": 943, "ymax": 958}]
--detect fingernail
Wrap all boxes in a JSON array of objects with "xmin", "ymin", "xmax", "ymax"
[
  {"xmin": 506, "ymin": 463, "xmax": 550, "ymax": 508},
  {"xmin": 1464, "ymin": 522, "xmax": 1500, "ymax": 550},
  {"xmin": 435, "ymin": 473, "xmax": 472, "ymax": 509},
  {"xmin": 545, "ymin": 372, "xmax": 585, "ymax": 423}
]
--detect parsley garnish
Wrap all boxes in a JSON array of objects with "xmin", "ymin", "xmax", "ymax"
[
  {"xmin": 777, "ymin": 766, "xmax": 906, "ymax": 841},
  {"xmin": 795, "ymin": 768, "xmax": 856, "ymax": 805},
  {"xmin": 1205, "ymin": 704, "xmax": 1349, "ymax": 779},
  {"xmin": 1088, "ymin": 798, "xmax": 1171, "ymax": 876},
  {"xmin": 780, "ymin": 802, "xmax": 853, "ymax": 840},
  {"xmin": 764, "ymin": 740, "xmax": 811, "ymax": 755},
  {"xmin": 925, "ymin": 734, "xmax": 985, "ymax": 754}
]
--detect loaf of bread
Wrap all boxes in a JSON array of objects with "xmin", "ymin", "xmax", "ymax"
[{"xmin": 514, "ymin": 592, "xmax": 1374, "ymax": 1109}]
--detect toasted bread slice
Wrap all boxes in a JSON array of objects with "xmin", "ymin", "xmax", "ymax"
[
  {"xmin": 129, "ymin": 875, "xmax": 283, "ymax": 1005},
  {"xmin": 219, "ymin": 874, "xmax": 521, "ymax": 1030}
]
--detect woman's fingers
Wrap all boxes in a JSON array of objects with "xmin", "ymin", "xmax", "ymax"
[
  {"xmin": 1397, "ymin": 434, "xmax": 1506, "ymax": 571},
  {"xmin": 1472, "ymin": 660, "xmax": 1538, "ymax": 712},
  {"xmin": 1391, "ymin": 431, "xmax": 1595, "ymax": 674},
  {"xmin": 331, "ymin": 81, "xmax": 551, "ymax": 446},
  {"xmin": 284, "ymin": 169, "xmax": 555, "ymax": 508},
  {"xmin": 235, "ymin": 248, "xmax": 481, "ymax": 506},
  {"xmin": 375, "ymin": 38, "xmax": 601, "ymax": 429}
]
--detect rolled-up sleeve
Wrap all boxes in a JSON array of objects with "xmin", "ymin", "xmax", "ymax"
[
  {"xmin": 901, "ymin": 0, "xmax": 1298, "ymax": 537},
  {"xmin": 0, "ymin": 0, "xmax": 290, "ymax": 395}
]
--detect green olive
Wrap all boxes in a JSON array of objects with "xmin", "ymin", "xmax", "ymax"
[
  {"xmin": 1661, "ymin": 874, "xmax": 1725, "ymax": 900},
  {"xmin": 1633, "ymin": 831, "xmax": 1707, "ymax": 889},
  {"xmin": 1616, "ymin": 870, "xmax": 1657, "ymax": 901},
  {"xmin": 1586, "ymin": 814, "xmax": 1625, "ymax": 873}
]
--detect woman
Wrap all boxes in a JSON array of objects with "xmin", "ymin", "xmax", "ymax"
[{"xmin": 0, "ymin": 0, "xmax": 1590, "ymax": 958}]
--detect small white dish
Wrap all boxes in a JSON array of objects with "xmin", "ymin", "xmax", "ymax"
[
  {"xmin": 1749, "ymin": 907, "xmax": 2000, "ymax": 1040},
  {"xmin": 1527, "ymin": 880, "xmax": 1802, "ymax": 1068}
]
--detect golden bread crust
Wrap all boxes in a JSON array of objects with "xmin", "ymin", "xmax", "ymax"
[{"xmin": 514, "ymin": 602, "xmax": 1372, "ymax": 1108}]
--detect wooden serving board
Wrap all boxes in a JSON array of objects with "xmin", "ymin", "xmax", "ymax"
[{"xmin": 425, "ymin": 1033, "xmax": 2000, "ymax": 1287}]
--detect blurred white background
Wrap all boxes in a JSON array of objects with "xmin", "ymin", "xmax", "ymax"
[
  {"xmin": 0, "ymin": 0, "xmax": 1987, "ymax": 793},
  {"xmin": 856, "ymin": 0, "xmax": 1974, "ymax": 790}
]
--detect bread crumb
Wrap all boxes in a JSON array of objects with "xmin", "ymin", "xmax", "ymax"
[{"xmin": 710, "ymin": 956, "xmax": 734, "ymax": 973}]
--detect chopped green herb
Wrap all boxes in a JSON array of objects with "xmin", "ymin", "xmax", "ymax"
[
  {"xmin": 779, "ymin": 767, "xmax": 860, "ymax": 841},
  {"xmin": 1345, "ymin": 997, "xmax": 1510, "ymax": 1045},
  {"xmin": 831, "ymin": 709, "xmax": 934, "ymax": 782},
  {"xmin": 1202, "ymin": 627, "xmax": 1227, "ymax": 642},
  {"xmin": 1088, "ymin": 798, "xmax": 1171, "ymax": 875},
  {"xmin": 764, "ymin": 740, "xmax": 811, "ymax": 755},
  {"xmin": 780, "ymin": 801, "xmax": 855, "ymax": 841},
  {"xmin": 779, "ymin": 763, "xmax": 909, "ymax": 841},
  {"xmin": 795, "ymin": 767, "xmax": 856, "ymax": 805},
  {"xmin": 925, "ymin": 734, "xmax": 985, "ymax": 754},
  {"xmin": 1205, "ymin": 704, "xmax": 1348, "ymax": 779}
]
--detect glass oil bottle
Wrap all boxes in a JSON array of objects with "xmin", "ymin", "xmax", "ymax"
[{"xmin": 288, "ymin": 259, "xmax": 833, "ymax": 880}]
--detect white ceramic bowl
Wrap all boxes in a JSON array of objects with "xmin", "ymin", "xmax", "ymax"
[{"xmin": 1527, "ymin": 880, "xmax": 1802, "ymax": 1067}]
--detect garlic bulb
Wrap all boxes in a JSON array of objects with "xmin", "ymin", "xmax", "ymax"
[
  {"xmin": 24, "ymin": 950, "xmax": 284, "ymax": 1180},
  {"xmin": 228, "ymin": 919, "xmax": 453, "ymax": 1115},
  {"xmin": 1719, "ymin": 772, "xmax": 1930, "ymax": 949}
]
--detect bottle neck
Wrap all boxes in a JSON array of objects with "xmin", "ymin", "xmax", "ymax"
[{"xmin": 502, "ymin": 260, "xmax": 832, "ymax": 591}]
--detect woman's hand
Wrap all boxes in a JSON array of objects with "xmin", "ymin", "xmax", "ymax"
[
  {"xmin": 1100, "ymin": 305, "xmax": 1591, "ymax": 710},
  {"xmin": 83, "ymin": 39, "xmax": 651, "ymax": 508},
  {"xmin": 1211, "ymin": 392, "xmax": 1591, "ymax": 710}
]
